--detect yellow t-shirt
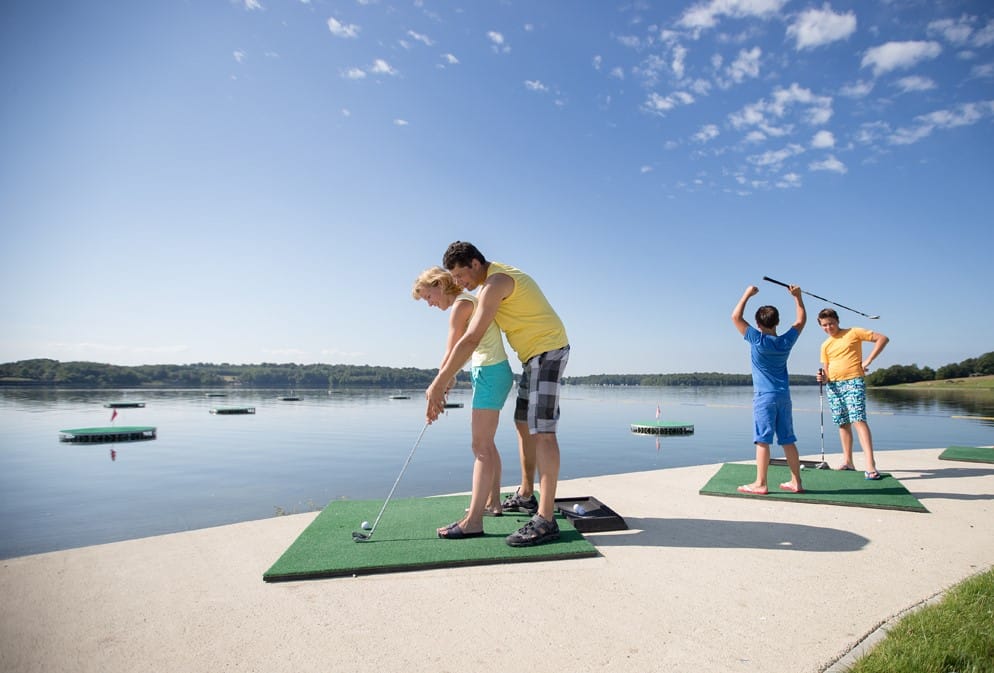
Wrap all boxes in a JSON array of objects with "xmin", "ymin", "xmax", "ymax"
[
  {"xmin": 486, "ymin": 261, "xmax": 568, "ymax": 364},
  {"xmin": 821, "ymin": 327, "xmax": 876, "ymax": 381}
]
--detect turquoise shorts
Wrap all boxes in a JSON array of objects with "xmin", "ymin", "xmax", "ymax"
[
  {"xmin": 826, "ymin": 377, "xmax": 867, "ymax": 425},
  {"xmin": 471, "ymin": 360, "xmax": 513, "ymax": 410}
]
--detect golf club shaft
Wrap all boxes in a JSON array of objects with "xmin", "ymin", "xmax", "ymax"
[
  {"xmin": 366, "ymin": 421, "xmax": 430, "ymax": 536},
  {"xmin": 762, "ymin": 276, "xmax": 879, "ymax": 319}
]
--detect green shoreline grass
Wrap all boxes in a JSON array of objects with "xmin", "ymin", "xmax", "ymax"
[
  {"xmin": 886, "ymin": 375, "xmax": 994, "ymax": 391},
  {"xmin": 846, "ymin": 567, "xmax": 994, "ymax": 673}
]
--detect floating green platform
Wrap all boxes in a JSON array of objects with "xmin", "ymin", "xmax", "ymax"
[
  {"xmin": 210, "ymin": 407, "xmax": 255, "ymax": 415},
  {"xmin": 631, "ymin": 420, "xmax": 694, "ymax": 435},
  {"xmin": 103, "ymin": 401, "xmax": 145, "ymax": 409},
  {"xmin": 59, "ymin": 426, "xmax": 157, "ymax": 443}
]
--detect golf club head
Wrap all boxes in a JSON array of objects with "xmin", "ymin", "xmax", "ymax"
[{"xmin": 352, "ymin": 531, "xmax": 371, "ymax": 542}]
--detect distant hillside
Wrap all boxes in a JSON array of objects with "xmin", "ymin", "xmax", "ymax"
[{"xmin": 0, "ymin": 359, "xmax": 452, "ymax": 389}]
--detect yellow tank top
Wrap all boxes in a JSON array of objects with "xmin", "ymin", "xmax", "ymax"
[
  {"xmin": 455, "ymin": 293, "xmax": 508, "ymax": 368},
  {"xmin": 486, "ymin": 262, "xmax": 568, "ymax": 363}
]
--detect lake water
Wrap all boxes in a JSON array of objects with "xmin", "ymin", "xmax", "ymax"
[{"xmin": 1, "ymin": 385, "xmax": 991, "ymax": 559}]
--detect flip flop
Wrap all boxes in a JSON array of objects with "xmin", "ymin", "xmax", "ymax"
[
  {"xmin": 736, "ymin": 484, "xmax": 768, "ymax": 495},
  {"xmin": 864, "ymin": 470, "xmax": 882, "ymax": 481},
  {"xmin": 437, "ymin": 522, "xmax": 484, "ymax": 539},
  {"xmin": 779, "ymin": 482, "xmax": 804, "ymax": 493},
  {"xmin": 837, "ymin": 464, "xmax": 856, "ymax": 471}
]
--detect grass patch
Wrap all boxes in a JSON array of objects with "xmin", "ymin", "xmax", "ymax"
[
  {"xmin": 847, "ymin": 567, "xmax": 994, "ymax": 673},
  {"xmin": 888, "ymin": 375, "xmax": 994, "ymax": 390}
]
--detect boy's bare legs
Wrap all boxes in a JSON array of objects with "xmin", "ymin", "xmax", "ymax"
[
  {"xmin": 744, "ymin": 442, "xmax": 771, "ymax": 491},
  {"xmin": 853, "ymin": 420, "xmax": 877, "ymax": 473},
  {"xmin": 838, "ymin": 423, "xmax": 855, "ymax": 469},
  {"xmin": 781, "ymin": 443, "xmax": 803, "ymax": 490}
]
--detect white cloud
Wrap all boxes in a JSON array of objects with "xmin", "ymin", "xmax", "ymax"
[
  {"xmin": 441, "ymin": 53, "xmax": 459, "ymax": 65},
  {"xmin": 672, "ymin": 45, "xmax": 688, "ymax": 79},
  {"xmin": 973, "ymin": 20, "xmax": 994, "ymax": 47},
  {"xmin": 971, "ymin": 62, "xmax": 994, "ymax": 79},
  {"xmin": 788, "ymin": 4, "xmax": 857, "ymax": 50},
  {"xmin": 592, "ymin": 55, "xmax": 602, "ymax": 71},
  {"xmin": 233, "ymin": 50, "xmax": 246, "ymax": 64},
  {"xmin": 693, "ymin": 124, "xmax": 720, "ymax": 142},
  {"xmin": 641, "ymin": 91, "xmax": 695, "ymax": 116},
  {"xmin": 888, "ymin": 100, "xmax": 994, "ymax": 145},
  {"xmin": 725, "ymin": 46, "xmax": 762, "ymax": 84},
  {"xmin": 640, "ymin": 165, "xmax": 654, "ymax": 174},
  {"xmin": 861, "ymin": 41, "xmax": 942, "ymax": 77},
  {"xmin": 524, "ymin": 80, "xmax": 548, "ymax": 92},
  {"xmin": 241, "ymin": 0, "xmax": 263, "ymax": 10},
  {"xmin": 748, "ymin": 143, "xmax": 805, "ymax": 168},
  {"xmin": 927, "ymin": 16, "xmax": 976, "ymax": 46},
  {"xmin": 811, "ymin": 129, "xmax": 835, "ymax": 148},
  {"xmin": 393, "ymin": 119, "xmax": 409, "ymax": 126},
  {"xmin": 342, "ymin": 67, "xmax": 366, "ymax": 80},
  {"xmin": 777, "ymin": 172, "xmax": 802, "ymax": 188},
  {"xmin": 406, "ymin": 30, "xmax": 433, "ymax": 47},
  {"xmin": 839, "ymin": 80, "xmax": 874, "ymax": 98},
  {"xmin": 370, "ymin": 59, "xmax": 397, "ymax": 76},
  {"xmin": 610, "ymin": 66, "xmax": 625, "ymax": 80},
  {"xmin": 328, "ymin": 17, "xmax": 360, "ymax": 39},
  {"xmin": 731, "ymin": 83, "xmax": 833, "ymax": 135},
  {"xmin": 487, "ymin": 31, "xmax": 510, "ymax": 53},
  {"xmin": 809, "ymin": 155, "xmax": 847, "ymax": 173},
  {"xmin": 678, "ymin": 0, "xmax": 788, "ymax": 32},
  {"xmin": 894, "ymin": 75, "xmax": 937, "ymax": 93}
]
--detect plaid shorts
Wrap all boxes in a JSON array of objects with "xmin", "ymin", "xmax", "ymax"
[
  {"xmin": 514, "ymin": 345, "xmax": 570, "ymax": 434},
  {"xmin": 826, "ymin": 377, "xmax": 867, "ymax": 426}
]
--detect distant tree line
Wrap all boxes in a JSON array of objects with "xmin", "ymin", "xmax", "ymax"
[
  {"xmin": 2, "ymin": 351, "xmax": 990, "ymax": 388},
  {"xmin": 865, "ymin": 351, "xmax": 994, "ymax": 386},
  {"xmin": 0, "ymin": 359, "xmax": 462, "ymax": 389}
]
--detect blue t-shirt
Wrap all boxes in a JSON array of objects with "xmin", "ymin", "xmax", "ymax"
[{"xmin": 744, "ymin": 325, "xmax": 799, "ymax": 395}]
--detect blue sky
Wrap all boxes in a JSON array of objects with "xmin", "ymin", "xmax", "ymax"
[{"xmin": 1, "ymin": 0, "xmax": 992, "ymax": 377}]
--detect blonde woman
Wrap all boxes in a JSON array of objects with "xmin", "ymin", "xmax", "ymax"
[{"xmin": 413, "ymin": 267, "xmax": 513, "ymax": 538}]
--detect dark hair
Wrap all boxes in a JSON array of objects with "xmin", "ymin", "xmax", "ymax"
[
  {"xmin": 442, "ymin": 241, "xmax": 486, "ymax": 270},
  {"xmin": 818, "ymin": 308, "xmax": 840, "ymax": 323},
  {"xmin": 755, "ymin": 305, "xmax": 779, "ymax": 329}
]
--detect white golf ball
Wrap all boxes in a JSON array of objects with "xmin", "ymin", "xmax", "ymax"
[
  {"xmin": 572, "ymin": 504, "xmax": 587, "ymax": 515},
  {"xmin": 361, "ymin": 521, "xmax": 372, "ymax": 530}
]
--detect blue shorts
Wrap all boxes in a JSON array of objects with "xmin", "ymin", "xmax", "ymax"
[
  {"xmin": 826, "ymin": 377, "xmax": 867, "ymax": 425},
  {"xmin": 514, "ymin": 345, "xmax": 570, "ymax": 434},
  {"xmin": 471, "ymin": 360, "xmax": 513, "ymax": 410},
  {"xmin": 752, "ymin": 392, "xmax": 796, "ymax": 445}
]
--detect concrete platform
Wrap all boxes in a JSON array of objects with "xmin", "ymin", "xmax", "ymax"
[{"xmin": 1, "ymin": 448, "xmax": 992, "ymax": 673}]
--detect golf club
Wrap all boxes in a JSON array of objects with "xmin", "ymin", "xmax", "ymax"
[
  {"xmin": 814, "ymin": 370, "xmax": 830, "ymax": 469},
  {"xmin": 762, "ymin": 276, "xmax": 880, "ymax": 320},
  {"xmin": 352, "ymin": 421, "xmax": 430, "ymax": 543}
]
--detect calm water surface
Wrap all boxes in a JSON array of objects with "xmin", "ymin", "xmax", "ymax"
[{"xmin": 1, "ymin": 385, "xmax": 991, "ymax": 558}]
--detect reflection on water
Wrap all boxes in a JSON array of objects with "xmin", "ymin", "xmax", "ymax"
[{"xmin": 869, "ymin": 387, "xmax": 994, "ymax": 425}]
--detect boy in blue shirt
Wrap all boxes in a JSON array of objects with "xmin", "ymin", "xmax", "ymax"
[{"xmin": 731, "ymin": 284, "xmax": 806, "ymax": 494}]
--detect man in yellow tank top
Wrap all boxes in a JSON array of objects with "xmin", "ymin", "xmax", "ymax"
[{"xmin": 426, "ymin": 241, "xmax": 570, "ymax": 547}]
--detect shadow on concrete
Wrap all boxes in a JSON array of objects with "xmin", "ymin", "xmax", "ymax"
[{"xmin": 582, "ymin": 518, "xmax": 869, "ymax": 552}]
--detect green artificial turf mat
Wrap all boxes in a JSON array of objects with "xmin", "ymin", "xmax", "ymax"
[
  {"xmin": 938, "ymin": 446, "xmax": 994, "ymax": 464},
  {"xmin": 264, "ymin": 494, "xmax": 598, "ymax": 582},
  {"xmin": 699, "ymin": 463, "xmax": 928, "ymax": 513}
]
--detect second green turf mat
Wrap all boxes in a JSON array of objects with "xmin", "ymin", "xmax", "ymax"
[
  {"xmin": 700, "ymin": 463, "xmax": 928, "ymax": 512},
  {"xmin": 938, "ymin": 446, "xmax": 994, "ymax": 464},
  {"xmin": 264, "ymin": 494, "xmax": 598, "ymax": 582}
]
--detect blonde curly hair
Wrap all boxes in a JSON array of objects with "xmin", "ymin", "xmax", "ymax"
[{"xmin": 411, "ymin": 266, "xmax": 462, "ymax": 301}]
